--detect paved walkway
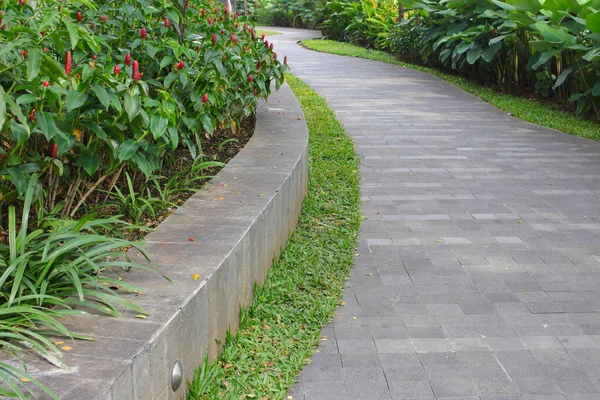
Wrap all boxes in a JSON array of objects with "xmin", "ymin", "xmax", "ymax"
[{"xmin": 270, "ymin": 28, "xmax": 600, "ymax": 400}]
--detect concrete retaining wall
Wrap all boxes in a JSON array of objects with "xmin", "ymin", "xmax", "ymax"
[{"xmin": 10, "ymin": 83, "xmax": 308, "ymax": 399}]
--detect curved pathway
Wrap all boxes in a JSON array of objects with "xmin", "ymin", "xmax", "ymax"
[{"xmin": 270, "ymin": 28, "xmax": 600, "ymax": 400}]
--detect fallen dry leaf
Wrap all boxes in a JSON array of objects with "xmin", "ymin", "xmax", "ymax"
[
  {"xmin": 193, "ymin": 274, "xmax": 200, "ymax": 281},
  {"xmin": 61, "ymin": 346, "xmax": 72, "ymax": 352},
  {"xmin": 20, "ymin": 378, "xmax": 30, "ymax": 383},
  {"xmin": 189, "ymin": 237, "xmax": 195, "ymax": 242},
  {"xmin": 264, "ymin": 361, "xmax": 275, "ymax": 367}
]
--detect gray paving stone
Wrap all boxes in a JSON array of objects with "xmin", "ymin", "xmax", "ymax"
[{"xmin": 276, "ymin": 27, "xmax": 600, "ymax": 400}]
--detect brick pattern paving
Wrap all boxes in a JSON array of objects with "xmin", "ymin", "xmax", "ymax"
[{"xmin": 271, "ymin": 28, "xmax": 600, "ymax": 400}]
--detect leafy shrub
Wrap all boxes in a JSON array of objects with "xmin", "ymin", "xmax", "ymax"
[
  {"xmin": 253, "ymin": 0, "xmax": 326, "ymax": 28},
  {"xmin": 323, "ymin": 0, "xmax": 397, "ymax": 49},
  {"xmin": 387, "ymin": 17, "xmax": 422, "ymax": 63},
  {"xmin": 398, "ymin": 0, "xmax": 600, "ymax": 117},
  {"xmin": 0, "ymin": 0, "xmax": 287, "ymax": 218}
]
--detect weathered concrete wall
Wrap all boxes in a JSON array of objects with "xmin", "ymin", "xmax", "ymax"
[{"xmin": 9, "ymin": 83, "xmax": 308, "ymax": 399}]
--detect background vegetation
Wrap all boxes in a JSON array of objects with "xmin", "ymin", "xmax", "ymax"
[{"xmin": 258, "ymin": 0, "xmax": 600, "ymax": 120}]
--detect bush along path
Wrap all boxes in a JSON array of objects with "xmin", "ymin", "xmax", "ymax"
[
  {"xmin": 0, "ymin": 0, "xmax": 286, "ymax": 397},
  {"xmin": 185, "ymin": 74, "xmax": 361, "ymax": 399},
  {"xmin": 256, "ymin": 0, "xmax": 600, "ymax": 124}
]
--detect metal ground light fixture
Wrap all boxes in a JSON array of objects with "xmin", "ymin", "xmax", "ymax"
[{"xmin": 171, "ymin": 360, "xmax": 183, "ymax": 391}]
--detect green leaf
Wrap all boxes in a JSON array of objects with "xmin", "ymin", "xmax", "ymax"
[
  {"xmin": 553, "ymin": 68, "xmax": 572, "ymax": 90},
  {"xmin": 167, "ymin": 9, "xmax": 181, "ymax": 24},
  {"xmin": 200, "ymin": 114, "xmax": 214, "ymax": 135},
  {"xmin": 117, "ymin": 140, "xmax": 140, "ymax": 161},
  {"xmin": 64, "ymin": 20, "xmax": 79, "ymax": 49},
  {"xmin": 26, "ymin": 49, "xmax": 42, "ymax": 81},
  {"xmin": 512, "ymin": 0, "xmax": 543, "ymax": 12},
  {"xmin": 180, "ymin": 72, "xmax": 188, "ymax": 88},
  {"xmin": 535, "ymin": 21, "xmax": 577, "ymax": 45},
  {"xmin": 164, "ymin": 72, "xmax": 177, "ymax": 88},
  {"xmin": 65, "ymin": 91, "xmax": 88, "ymax": 112},
  {"xmin": 531, "ymin": 49, "xmax": 560, "ymax": 70},
  {"xmin": 0, "ymin": 93, "xmax": 5, "ymax": 129},
  {"xmin": 91, "ymin": 84, "xmax": 110, "ymax": 109},
  {"xmin": 587, "ymin": 11, "xmax": 600, "ymax": 33},
  {"xmin": 133, "ymin": 153, "xmax": 152, "ymax": 176},
  {"xmin": 124, "ymin": 93, "xmax": 141, "ymax": 121},
  {"xmin": 592, "ymin": 80, "xmax": 600, "ymax": 97},
  {"xmin": 490, "ymin": 0, "xmax": 515, "ymax": 10},
  {"xmin": 150, "ymin": 115, "xmax": 169, "ymax": 139},
  {"xmin": 466, "ymin": 48, "xmax": 481, "ymax": 65},
  {"xmin": 16, "ymin": 94, "xmax": 40, "ymax": 105},
  {"xmin": 160, "ymin": 56, "xmax": 174, "ymax": 70},
  {"xmin": 108, "ymin": 92, "xmax": 122, "ymax": 113},
  {"xmin": 53, "ymin": 158, "xmax": 64, "ymax": 176},
  {"xmin": 37, "ymin": 112, "xmax": 56, "ymax": 140},
  {"xmin": 168, "ymin": 126, "xmax": 179, "ymax": 149},
  {"xmin": 79, "ymin": 152, "xmax": 101, "ymax": 176}
]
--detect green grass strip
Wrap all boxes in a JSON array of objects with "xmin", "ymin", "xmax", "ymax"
[
  {"xmin": 302, "ymin": 39, "xmax": 600, "ymax": 141},
  {"xmin": 186, "ymin": 74, "xmax": 361, "ymax": 400},
  {"xmin": 256, "ymin": 29, "xmax": 281, "ymax": 36}
]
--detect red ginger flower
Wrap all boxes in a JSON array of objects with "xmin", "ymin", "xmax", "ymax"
[
  {"xmin": 212, "ymin": 33, "xmax": 217, "ymax": 44},
  {"xmin": 164, "ymin": 18, "xmax": 170, "ymax": 27},
  {"xmin": 50, "ymin": 143, "xmax": 58, "ymax": 159},
  {"xmin": 141, "ymin": 28, "xmax": 147, "ymax": 39},
  {"xmin": 77, "ymin": 11, "xmax": 82, "ymax": 22},
  {"xmin": 114, "ymin": 65, "xmax": 121, "ymax": 75},
  {"xmin": 65, "ymin": 51, "xmax": 72, "ymax": 75},
  {"xmin": 176, "ymin": 61, "xmax": 184, "ymax": 70},
  {"xmin": 202, "ymin": 94, "xmax": 208, "ymax": 103},
  {"xmin": 132, "ymin": 60, "xmax": 141, "ymax": 81},
  {"xmin": 248, "ymin": 75, "xmax": 253, "ymax": 83}
]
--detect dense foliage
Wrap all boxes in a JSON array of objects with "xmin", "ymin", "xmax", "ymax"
[
  {"xmin": 253, "ymin": 0, "xmax": 327, "ymax": 28},
  {"xmin": 398, "ymin": 0, "xmax": 600, "ymax": 116},
  {"xmin": 269, "ymin": 0, "xmax": 600, "ymax": 117},
  {"xmin": 0, "ymin": 0, "xmax": 285, "ymax": 217},
  {"xmin": 322, "ymin": 0, "xmax": 397, "ymax": 48}
]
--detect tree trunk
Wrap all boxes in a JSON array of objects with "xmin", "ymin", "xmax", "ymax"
[{"xmin": 398, "ymin": 2, "xmax": 404, "ymax": 21}]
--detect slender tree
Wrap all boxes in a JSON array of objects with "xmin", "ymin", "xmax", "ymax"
[{"xmin": 398, "ymin": 2, "xmax": 404, "ymax": 21}]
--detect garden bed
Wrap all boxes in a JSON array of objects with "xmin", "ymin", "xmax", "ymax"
[
  {"xmin": 1, "ymin": 82, "xmax": 308, "ymax": 400},
  {"xmin": 0, "ymin": 1, "xmax": 288, "ymax": 397}
]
